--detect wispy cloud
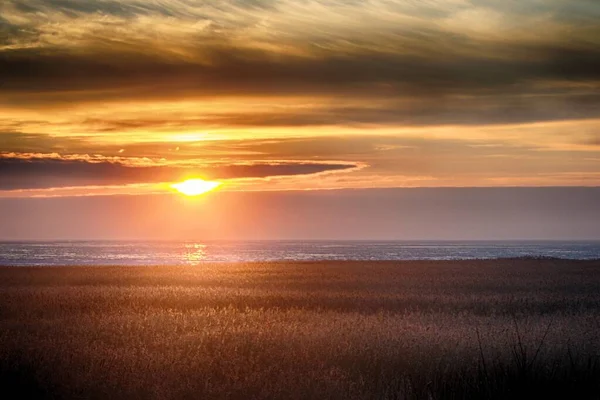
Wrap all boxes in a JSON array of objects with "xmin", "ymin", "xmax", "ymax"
[{"xmin": 2, "ymin": 0, "xmax": 599, "ymax": 100}]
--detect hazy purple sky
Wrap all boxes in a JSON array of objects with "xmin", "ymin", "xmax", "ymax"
[{"xmin": 2, "ymin": 188, "xmax": 598, "ymax": 240}]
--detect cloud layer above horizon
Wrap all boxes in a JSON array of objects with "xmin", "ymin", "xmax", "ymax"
[{"xmin": 1, "ymin": 0, "xmax": 599, "ymax": 196}]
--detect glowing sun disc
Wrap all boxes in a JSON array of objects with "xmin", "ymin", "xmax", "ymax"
[{"xmin": 171, "ymin": 179, "xmax": 221, "ymax": 196}]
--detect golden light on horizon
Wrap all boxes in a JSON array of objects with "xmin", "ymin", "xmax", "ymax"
[{"xmin": 171, "ymin": 179, "xmax": 221, "ymax": 196}]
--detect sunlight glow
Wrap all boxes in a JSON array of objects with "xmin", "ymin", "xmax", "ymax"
[{"xmin": 171, "ymin": 179, "xmax": 221, "ymax": 196}]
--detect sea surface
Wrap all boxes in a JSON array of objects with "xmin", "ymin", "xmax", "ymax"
[{"xmin": 0, "ymin": 241, "xmax": 599, "ymax": 266}]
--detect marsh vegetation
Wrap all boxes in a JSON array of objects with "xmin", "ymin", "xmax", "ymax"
[{"xmin": 1, "ymin": 260, "xmax": 599, "ymax": 399}]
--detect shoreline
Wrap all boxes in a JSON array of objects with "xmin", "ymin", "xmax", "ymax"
[{"xmin": 1, "ymin": 257, "xmax": 600, "ymax": 268}]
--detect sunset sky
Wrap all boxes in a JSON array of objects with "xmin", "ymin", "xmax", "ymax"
[{"xmin": 1, "ymin": 0, "xmax": 599, "ymax": 239}]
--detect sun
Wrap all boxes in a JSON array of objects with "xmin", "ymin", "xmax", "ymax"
[{"xmin": 171, "ymin": 179, "xmax": 221, "ymax": 196}]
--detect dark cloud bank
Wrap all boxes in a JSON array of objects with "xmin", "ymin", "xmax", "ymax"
[
  {"xmin": 0, "ymin": 157, "xmax": 359, "ymax": 190},
  {"xmin": 2, "ymin": 45, "xmax": 600, "ymax": 96},
  {"xmin": 2, "ymin": 50, "xmax": 600, "ymax": 126}
]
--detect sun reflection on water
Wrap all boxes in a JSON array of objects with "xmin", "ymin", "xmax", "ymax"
[{"xmin": 184, "ymin": 243, "xmax": 207, "ymax": 264}]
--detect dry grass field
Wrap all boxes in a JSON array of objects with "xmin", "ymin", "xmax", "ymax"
[{"xmin": 1, "ymin": 260, "xmax": 599, "ymax": 399}]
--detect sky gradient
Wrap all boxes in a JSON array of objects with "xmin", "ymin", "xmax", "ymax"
[
  {"xmin": 1, "ymin": 1, "xmax": 599, "ymax": 239},
  {"xmin": 2, "ymin": 188, "xmax": 599, "ymax": 240}
]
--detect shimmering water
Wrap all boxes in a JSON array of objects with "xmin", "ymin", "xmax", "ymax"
[{"xmin": 0, "ymin": 241, "xmax": 599, "ymax": 266}]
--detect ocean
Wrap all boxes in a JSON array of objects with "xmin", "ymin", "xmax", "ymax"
[{"xmin": 0, "ymin": 241, "xmax": 599, "ymax": 266}]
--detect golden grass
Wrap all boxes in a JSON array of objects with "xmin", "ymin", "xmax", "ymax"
[{"xmin": 1, "ymin": 260, "xmax": 599, "ymax": 399}]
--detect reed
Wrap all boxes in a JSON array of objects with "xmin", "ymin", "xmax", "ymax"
[{"xmin": 0, "ymin": 260, "xmax": 599, "ymax": 399}]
